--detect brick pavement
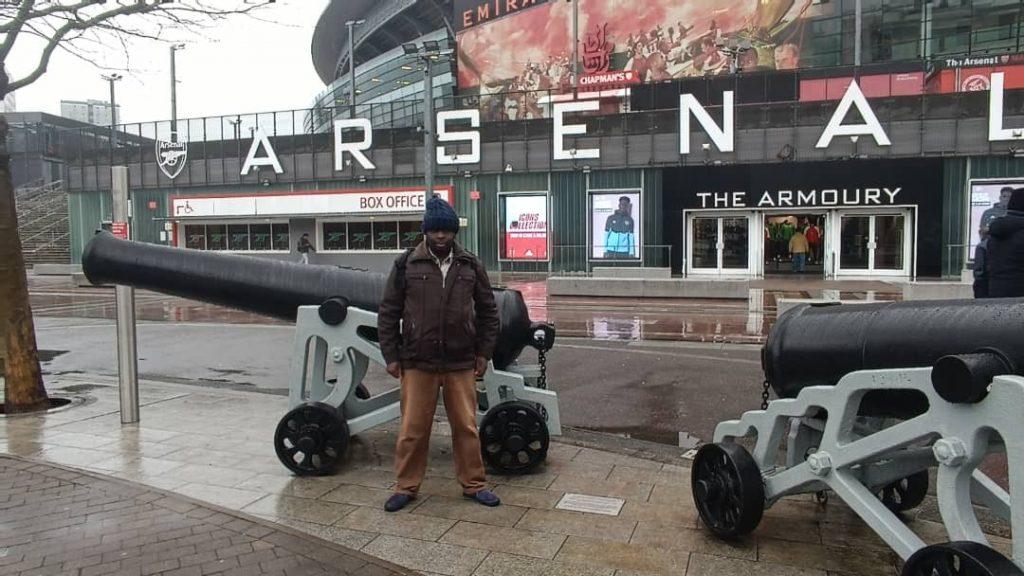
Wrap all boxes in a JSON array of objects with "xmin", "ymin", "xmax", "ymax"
[
  {"xmin": 0, "ymin": 455, "xmax": 412, "ymax": 576},
  {"xmin": 1, "ymin": 375, "xmax": 1014, "ymax": 576}
]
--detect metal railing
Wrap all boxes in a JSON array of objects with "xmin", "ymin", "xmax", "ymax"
[{"xmin": 495, "ymin": 244, "xmax": 672, "ymax": 275}]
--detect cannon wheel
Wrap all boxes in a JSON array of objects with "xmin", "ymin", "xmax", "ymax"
[
  {"xmin": 691, "ymin": 442, "xmax": 765, "ymax": 539},
  {"xmin": 878, "ymin": 471, "xmax": 929, "ymax": 513},
  {"xmin": 902, "ymin": 541, "xmax": 1023, "ymax": 576},
  {"xmin": 480, "ymin": 401, "xmax": 549, "ymax": 474},
  {"xmin": 274, "ymin": 402, "xmax": 349, "ymax": 476}
]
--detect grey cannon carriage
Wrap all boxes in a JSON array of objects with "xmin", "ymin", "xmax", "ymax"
[
  {"xmin": 691, "ymin": 299, "xmax": 1024, "ymax": 576},
  {"xmin": 82, "ymin": 231, "xmax": 560, "ymax": 477}
]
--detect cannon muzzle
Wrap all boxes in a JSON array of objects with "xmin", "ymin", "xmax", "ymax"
[
  {"xmin": 764, "ymin": 298, "xmax": 1024, "ymax": 416},
  {"xmin": 82, "ymin": 231, "xmax": 542, "ymax": 370}
]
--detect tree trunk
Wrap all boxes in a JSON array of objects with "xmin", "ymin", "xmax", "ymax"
[{"xmin": 0, "ymin": 105, "xmax": 50, "ymax": 414}]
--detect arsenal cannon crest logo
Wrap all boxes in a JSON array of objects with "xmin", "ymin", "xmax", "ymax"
[{"xmin": 156, "ymin": 140, "xmax": 188, "ymax": 179}]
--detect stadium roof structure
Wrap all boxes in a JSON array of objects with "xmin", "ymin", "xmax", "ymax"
[{"xmin": 311, "ymin": 0, "xmax": 452, "ymax": 85}]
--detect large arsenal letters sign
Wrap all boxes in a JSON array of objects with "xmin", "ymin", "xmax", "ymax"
[{"xmin": 239, "ymin": 73, "xmax": 1024, "ymax": 176}]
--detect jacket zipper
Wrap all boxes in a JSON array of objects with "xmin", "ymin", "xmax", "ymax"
[{"xmin": 440, "ymin": 260, "xmax": 463, "ymax": 364}]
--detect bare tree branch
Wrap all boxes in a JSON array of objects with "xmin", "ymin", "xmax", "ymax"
[
  {"xmin": 1, "ymin": 1, "xmax": 275, "ymax": 96},
  {"xmin": 0, "ymin": 0, "xmax": 37, "ymax": 60}
]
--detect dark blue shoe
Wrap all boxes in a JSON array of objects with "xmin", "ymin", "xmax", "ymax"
[
  {"xmin": 384, "ymin": 493, "xmax": 413, "ymax": 512},
  {"xmin": 464, "ymin": 489, "xmax": 501, "ymax": 507}
]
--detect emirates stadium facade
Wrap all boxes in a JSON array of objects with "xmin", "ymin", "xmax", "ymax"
[{"xmin": 58, "ymin": 0, "xmax": 1024, "ymax": 289}]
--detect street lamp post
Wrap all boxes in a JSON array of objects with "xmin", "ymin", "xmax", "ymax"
[
  {"xmin": 345, "ymin": 19, "xmax": 365, "ymax": 114},
  {"xmin": 170, "ymin": 43, "xmax": 185, "ymax": 141},
  {"xmin": 101, "ymin": 73, "xmax": 122, "ymax": 152},
  {"xmin": 403, "ymin": 40, "xmax": 451, "ymax": 206}
]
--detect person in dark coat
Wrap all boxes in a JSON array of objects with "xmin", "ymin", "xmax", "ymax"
[
  {"xmin": 986, "ymin": 188, "xmax": 1024, "ymax": 298},
  {"xmin": 377, "ymin": 197, "xmax": 501, "ymax": 512},
  {"xmin": 973, "ymin": 228, "xmax": 989, "ymax": 299}
]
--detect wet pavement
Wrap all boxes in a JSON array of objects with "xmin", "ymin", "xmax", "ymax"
[
  {"xmin": 1, "ymin": 374, "xmax": 1011, "ymax": 576},
  {"xmin": 31, "ymin": 316, "xmax": 761, "ymax": 447},
  {"xmin": 29, "ymin": 275, "xmax": 903, "ymax": 345},
  {"xmin": 25, "ymin": 274, "xmax": 904, "ymax": 447}
]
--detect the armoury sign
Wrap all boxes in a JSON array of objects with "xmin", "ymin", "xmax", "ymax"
[
  {"xmin": 695, "ymin": 187, "xmax": 902, "ymax": 209},
  {"xmin": 233, "ymin": 72, "xmax": 1024, "ymax": 176}
]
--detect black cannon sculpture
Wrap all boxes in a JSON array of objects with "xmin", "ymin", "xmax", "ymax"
[
  {"xmin": 692, "ymin": 298, "xmax": 1024, "ymax": 576},
  {"xmin": 82, "ymin": 231, "xmax": 561, "ymax": 476}
]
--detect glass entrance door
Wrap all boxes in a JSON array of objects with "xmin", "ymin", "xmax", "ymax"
[
  {"xmin": 836, "ymin": 212, "xmax": 911, "ymax": 276},
  {"xmin": 688, "ymin": 214, "xmax": 752, "ymax": 275}
]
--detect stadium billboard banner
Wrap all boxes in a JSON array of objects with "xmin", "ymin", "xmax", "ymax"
[{"xmin": 456, "ymin": 0, "xmax": 824, "ymax": 119}]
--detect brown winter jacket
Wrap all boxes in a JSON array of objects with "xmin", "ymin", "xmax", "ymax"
[{"xmin": 378, "ymin": 241, "xmax": 499, "ymax": 372}]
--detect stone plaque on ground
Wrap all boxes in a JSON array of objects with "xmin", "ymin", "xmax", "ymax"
[{"xmin": 555, "ymin": 493, "xmax": 625, "ymax": 516}]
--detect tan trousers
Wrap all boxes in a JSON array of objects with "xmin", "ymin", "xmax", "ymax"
[{"xmin": 395, "ymin": 369, "xmax": 487, "ymax": 496}]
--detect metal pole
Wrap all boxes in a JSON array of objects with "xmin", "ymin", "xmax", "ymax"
[
  {"xmin": 108, "ymin": 76, "xmax": 117, "ymax": 147},
  {"xmin": 170, "ymin": 45, "xmax": 178, "ymax": 139},
  {"xmin": 111, "ymin": 166, "xmax": 140, "ymax": 424},
  {"xmin": 348, "ymin": 21, "xmax": 357, "ymax": 112},
  {"xmin": 423, "ymin": 55, "xmax": 434, "ymax": 204},
  {"xmin": 854, "ymin": 0, "xmax": 862, "ymax": 66},
  {"xmin": 572, "ymin": 0, "xmax": 579, "ymax": 89},
  {"xmin": 108, "ymin": 78, "xmax": 117, "ymax": 150}
]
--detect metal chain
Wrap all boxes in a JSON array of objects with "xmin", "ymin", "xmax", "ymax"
[
  {"xmin": 537, "ymin": 348, "xmax": 548, "ymax": 390},
  {"xmin": 761, "ymin": 378, "xmax": 771, "ymax": 411}
]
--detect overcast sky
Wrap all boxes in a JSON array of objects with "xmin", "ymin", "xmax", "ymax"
[{"xmin": 7, "ymin": 0, "xmax": 330, "ymax": 124}]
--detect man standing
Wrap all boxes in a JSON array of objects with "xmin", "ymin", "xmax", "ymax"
[
  {"xmin": 789, "ymin": 228, "xmax": 810, "ymax": 273},
  {"xmin": 378, "ymin": 197, "xmax": 501, "ymax": 512},
  {"xmin": 297, "ymin": 233, "xmax": 315, "ymax": 264},
  {"xmin": 973, "ymin": 226, "xmax": 990, "ymax": 299},
  {"xmin": 986, "ymin": 188, "xmax": 1024, "ymax": 298}
]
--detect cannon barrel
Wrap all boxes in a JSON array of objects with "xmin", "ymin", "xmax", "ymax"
[
  {"xmin": 764, "ymin": 299, "xmax": 1024, "ymax": 416},
  {"xmin": 82, "ymin": 231, "xmax": 538, "ymax": 370}
]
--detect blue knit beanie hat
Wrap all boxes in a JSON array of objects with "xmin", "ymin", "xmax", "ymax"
[{"xmin": 422, "ymin": 196, "xmax": 460, "ymax": 234}]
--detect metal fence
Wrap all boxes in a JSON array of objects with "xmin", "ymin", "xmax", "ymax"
[{"xmin": 495, "ymin": 244, "xmax": 672, "ymax": 275}]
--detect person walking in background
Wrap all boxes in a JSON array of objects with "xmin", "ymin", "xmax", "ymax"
[
  {"xmin": 789, "ymin": 228, "xmax": 810, "ymax": 273},
  {"xmin": 985, "ymin": 188, "xmax": 1024, "ymax": 298},
  {"xmin": 377, "ymin": 197, "xmax": 502, "ymax": 512},
  {"xmin": 973, "ymin": 226, "xmax": 990, "ymax": 299},
  {"xmin": 805, "ymin": 220, "xmax": 822, "ymax": 264},
  {"xmin": 297, "ymin": 233, "xmax": 315, "ymax": 264}
]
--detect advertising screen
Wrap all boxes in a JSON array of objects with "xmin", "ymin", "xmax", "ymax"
[
  {"xmin": 456, "ymin": 0, "xmax": 825, "ymax": 113},
  {"xmin": 501, "ymin": 194, "xmax": 549, "ymax": 260},
  {"xmin": 591, "ymin": 192, "xmax": 640, "ymax": 259},
  {"xmin": 969, "ymin": 180, "xmax": 1023, "ymax": 259}
]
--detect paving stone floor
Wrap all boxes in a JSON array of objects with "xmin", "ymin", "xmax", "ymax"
[
  {"xmin": 0, "ymin": 455, "xmax": 410, "ymax": 576},
  {"xmin": 0, "ymin": 374, "xmax": 1013, "ymax": 576}
]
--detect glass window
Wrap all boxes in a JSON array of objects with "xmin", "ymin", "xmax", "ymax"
[
  {"xmin": 348, "ymin": 222, "xmax": 372, "ymax": 250},
  {"xmin": 185, "ymin": 225, "xmax": 205, "ymax": 250},
  {"xmin": 399, "ymin": 221, "xmax": 422, "ymax": 249},
  {"xmin": 323, "ymin": 222, "xmax": 348, "ymax": 250},
  {"xmin": 206, "ymin": 224, "xmax": 227, "ymax": 251},
  {"xmin": 228, "ymin": 224, "xmax": 249, "ymax": 251},
  {"xmin": 250, "ymin": 224, "xmax": 272, "ymax": 251},
  {"xmin": 272, "ymin": 223, "xmax": 290, "ymax": 251},
  {"xmin": 373, "ymin": 221, "xmax": 399, "ymax": 250}
]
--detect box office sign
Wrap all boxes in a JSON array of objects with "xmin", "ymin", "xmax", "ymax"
[{"xmin": 171, "ymin": 187, "xmax": 455, "ymax": 218}]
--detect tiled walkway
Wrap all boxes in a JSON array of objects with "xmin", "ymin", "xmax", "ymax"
[
  {"xmin": 0, "ymin": 455, "xmax": 409, "ymax": 576},
  {"xmin": 1, "ymin": 374, "xmax": 1012, "ymax": 576}
]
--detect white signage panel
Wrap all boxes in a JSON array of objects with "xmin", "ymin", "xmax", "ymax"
[{"xmin": 171, "ymin": 188, "xmax": 454, "ymax": 219}]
